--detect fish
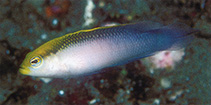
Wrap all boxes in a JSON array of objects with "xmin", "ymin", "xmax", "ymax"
[{"xmin": 19, "ymin": 21, "xmax": 198, "ymax": 78}]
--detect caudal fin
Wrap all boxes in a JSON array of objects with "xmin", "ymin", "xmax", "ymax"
[{"xmin": 155, "ymin": 22, "xmax": 199, "ymax": 51}]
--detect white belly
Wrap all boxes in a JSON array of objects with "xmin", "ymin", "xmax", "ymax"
[{"xmin": 57, "ymin": 39, "xmax": 118, "ymax": 75}]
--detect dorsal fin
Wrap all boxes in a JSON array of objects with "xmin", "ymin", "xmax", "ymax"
[{"xmin": 122, "ymin": 21, "xmax": 163, "ymax": 32}]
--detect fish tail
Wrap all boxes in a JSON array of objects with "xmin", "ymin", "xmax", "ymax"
[{"xmin": 155, "ymin": 22, "xmax": 199, "ymax": 51}]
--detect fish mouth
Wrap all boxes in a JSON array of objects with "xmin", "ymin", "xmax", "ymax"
[{"xmin": 19, "ymin": 67, "xmax": 31, "ymax": 75}]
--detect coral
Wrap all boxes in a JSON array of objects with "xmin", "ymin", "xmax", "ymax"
[
  {"xmin": 45, "ymin": 0, "xmax": 71, "ymax": 18},
  {"xmin": 83, "ymin": 0, "xmax": 96, "ymax": 27},
  {"xmin": 147, "ymin": 49, "xmax": 185, "ymax": 70}
]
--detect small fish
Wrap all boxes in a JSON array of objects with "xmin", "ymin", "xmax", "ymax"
[{"xmin": 19, "ymin": 21, "xmax": 197, "ymax": 78}]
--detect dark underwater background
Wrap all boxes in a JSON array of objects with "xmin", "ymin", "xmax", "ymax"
[{"xmin": 0, "ymin": 0, "xmax": 210, "ymax": 105}]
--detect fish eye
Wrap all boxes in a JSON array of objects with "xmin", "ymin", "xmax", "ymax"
[{"xmin": 30, "ymin": 56, "xmax": 42, "ymax": 68}]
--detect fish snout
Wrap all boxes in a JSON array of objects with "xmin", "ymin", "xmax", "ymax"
[{"xmin": 19, "ymin": 67, "xmax": 31, "ymax": 75}]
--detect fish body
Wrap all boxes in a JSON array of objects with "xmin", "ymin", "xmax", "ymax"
[{"xmin": 19, "ymin": 21, "xmax": 197, "ymax": 77}]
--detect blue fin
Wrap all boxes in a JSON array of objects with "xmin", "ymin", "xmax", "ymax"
[
  {"xmin": 147, "ymin": 22, "xmax": 199, "ymax": 51},
  {"xmin": 123, "ymin": 21, "xmax": 163, "ymax": 32}
]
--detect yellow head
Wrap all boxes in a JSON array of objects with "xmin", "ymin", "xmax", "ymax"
[
  {"xmin": 19, "ymin": 51, "xmax": 44, "ymax": 75},
  {"xmin": 19, "ymin": 37, "xmax": 63, "ymax": 77}
]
